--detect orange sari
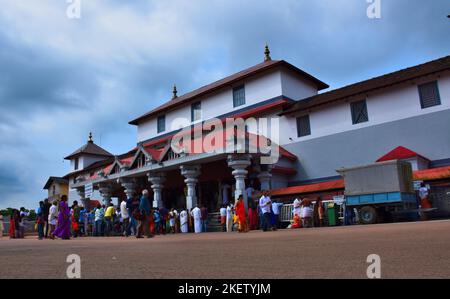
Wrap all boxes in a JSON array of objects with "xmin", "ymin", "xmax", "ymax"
[{"xmin": 235, "ymin": 200, "xmax": 248, "ymax": 233}]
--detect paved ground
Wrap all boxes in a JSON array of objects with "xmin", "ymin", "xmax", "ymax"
[{"xmin": 1, "ymin": 220, "xmax": 450, "ymax": 279}]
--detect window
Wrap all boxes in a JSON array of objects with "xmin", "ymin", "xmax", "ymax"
[
  {"xmin": 74, "ymin": 157, "xmax": 79, "ymax": 170},
  {"xmin": 233, "ymin": 85, "xmax": 245, "ymax": 107},
  {"xmin": 296, "ymin": 115, "xmax": 311, "ymax": 137},
  {"xmin": 351, "ymin": 100, "xmax": 369, "ymax": 124},
  {"xmin": 157, "ymin": 115, "xmax": 165, "ymax": 133},
  {"xmin": 418, "ymin": 81, "xmax": 441, "ymax": 109},
  {"xmin": 137, "ymin": 153, "xmax": 146, "ymax": 168},
  {"xmin": 191, "ymin": 102, "xmax": 202, "ymax": 122}
]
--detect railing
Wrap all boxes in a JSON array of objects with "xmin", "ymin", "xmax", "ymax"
[{"xmin": 280, "ymin": 204, "xmax": 294, "ymax": 222}]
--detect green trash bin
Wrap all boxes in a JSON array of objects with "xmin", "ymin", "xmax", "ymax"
[{"xmin": 327, "ymin": 202, "xmax": 337, "ymax": 226}]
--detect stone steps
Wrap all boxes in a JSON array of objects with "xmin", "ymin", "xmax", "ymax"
[{"xmin": 207, "ymin": 212, "xmax": 223, "ymax": 232}]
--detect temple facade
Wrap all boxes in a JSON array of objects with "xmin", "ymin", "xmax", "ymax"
[{"xmin": 62, "ymin": 49, "xmax": 450, "ymax": 213}]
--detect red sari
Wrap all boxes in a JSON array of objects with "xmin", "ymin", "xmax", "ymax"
[
  {"xmin": 235, "ymin": 200, "xmax": 248, "ymax": 232},
  {"xmin": 8, "ymin": 216, "xmax": 15, "ymax": 238},
  {"xmin": 248, "ymin": 207, "xmax": 257, "ymax": 230}
]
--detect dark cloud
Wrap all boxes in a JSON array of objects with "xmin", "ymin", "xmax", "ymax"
[{"xmin": 0, "ymin": 33, "xmax": 99, "ymax": 123}]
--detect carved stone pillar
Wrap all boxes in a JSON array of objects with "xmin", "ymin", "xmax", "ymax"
[
  {"xmin": 76, "ymin": 187, "xmax": 90, "ymax": 211},
  {"xmin": 180, "ymin": 165, "xmax": 201, "ymax": 211},
  {"xmin": 147, "ymin": 172, "xmax": 166, "ymax": 208},
  {"xmin": 117, "ymin": 177, "xmax": 138, "ymax": 203},
  {"xmin": 228, "ymin": 154, "xmax": 251, "ymax": 211},
  {"xmin": 98, "ymin": 183, "xmax": 113, "ymax": 206}
]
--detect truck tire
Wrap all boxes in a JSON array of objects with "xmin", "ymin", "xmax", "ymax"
[{"xmin": 359, "ymin": 206, "xmax": 377, "ymax": 225}]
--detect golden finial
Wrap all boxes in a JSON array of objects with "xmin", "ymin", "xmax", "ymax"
[
  {"xmin": 264, "ymin": 43, "xmax": 271, "ymax": 61},
  {"xmin": 172, "ymin": 84, "xmax": 178, "ymax": 99},
  {"xmin": 88, "ymin": 132, "xmax": 93, "ymax": 143}
]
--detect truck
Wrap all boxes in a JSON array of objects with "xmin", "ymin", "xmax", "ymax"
[{"xmin": 337, "ymin": 160, "xmax": 419, "ymax": 225}]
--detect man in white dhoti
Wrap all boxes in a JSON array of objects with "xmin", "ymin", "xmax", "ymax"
[
  {"xmin": 191, "ymin": 205, "xmax": 202, "ymax": 233},
  {"xmin": 180, "ymin": 209, "xmax": 188, "ymax": 233},
  {"xmin": 226, "ymin": 203, "xmax": 234, "ymax": 232}
]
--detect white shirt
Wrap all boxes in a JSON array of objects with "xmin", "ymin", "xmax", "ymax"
[
  {"xmin": 191, "ymin": 207, "xmax": 202, "ymax": 220},
  {"xmin": 272, "ymin": 202, "xmax": 283, "ymax": 215},
  {"xmin": 259, "ymin": 196, "xmax": 271, "ymax": 214},
  {"xmin": 292, "ymin": 207, "xmax": 302, "ymax": 217},
  {"xmin": 49, "ymin": 205, "xmax": 58, "ymax": 221},
  {"xmin": 293, "ymin": 198, "xmax": 302, "ymax": 208},
  {"xmin": 301, "ymin": 206, "xmax": 313, "ymax": 218},
  {"xmin": 220, "ymin": 207, "xmax": 227, "ymax": 217},
  {"xmin": 226, "ymin": 206, "xmax": 233, "ymax": 218},
  {"xmin": 180, "ymin": 210, "xmax": 188, "ymax": 222},
  {"xmin": 120, "ymin": 201, "xmax": 129, "ymax": 219},
  {"xmin": 419, "ymin": 187, "xmax": 429, "ymax": 199}
]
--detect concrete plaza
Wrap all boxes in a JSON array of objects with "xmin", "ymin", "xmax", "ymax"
[{"xmin": 1, "ymin": 220, "xmax": 449, "ymax": 279}]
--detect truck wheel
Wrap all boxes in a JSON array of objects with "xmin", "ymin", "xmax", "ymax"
[{"xmin": 359, "ymin": 206, "xmax": 377, "ymax": 225}]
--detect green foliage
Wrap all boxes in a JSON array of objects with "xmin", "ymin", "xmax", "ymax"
[
  {"xmin": 28, "ymin": 209, "xmax": 37, "ymax": 221},
  {"xmin": 0, "ymin": 208, "xmax": 13, "ymax": 216}
]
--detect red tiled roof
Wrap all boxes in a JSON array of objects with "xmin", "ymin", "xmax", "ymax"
[
  {"xmin": 282, "ymin": 55, "xmax": 450, "ymax": 115},
  {"xmin": 120, "ymin": 156, "xmax": 134, "ymax": 165},
  {"xmin": 376, "ymin": 146, "xmax": 429, "ymax": 162},
  {"xmin": 271, "ymin": 179, "xmax": 345, "ymax": 197},
  {"xmin": 129, "ymin": 60, "xmax": 328, "ymax": 125},
  {"xmin": 414, "ymin": 165, "xmax": 450, "ymax": 181}
]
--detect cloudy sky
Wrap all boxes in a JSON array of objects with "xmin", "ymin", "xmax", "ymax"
[{"xmin": 0, "ymin": 0, "xmax": 448, "ymax": 209}]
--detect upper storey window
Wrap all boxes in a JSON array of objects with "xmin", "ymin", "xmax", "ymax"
[
  {"xmin": 418, "ymin": 81, "xmax": 441, "ymax": 109},
  {"xmin": 351, "ymin": 99, "xmax": 369, "ymax": 125},
  {"xmin": 157, "ymin": 115, "xmax": 166, "ymax": 133},
  {"xmin": 191, "ymin": 101, "xmax": 202, "ymax": 122},
  {"xmin": 233, "ymin": 85, "xmax": 246, "ymax": 108}
]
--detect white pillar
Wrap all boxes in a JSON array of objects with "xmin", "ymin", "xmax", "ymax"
[
  {"xmin": 258, "ymin": 168, "xmax": 272, "ymax": 191},
  {"xmin": 147, "ymin": 172, "xmax": 166, "ymax": 208},
  {"xmin": 118, "ymin": 178, "xmax": 137, "ymax": 200},
  {"xmin": 76, "ymin": 187, "xmax": 90, "ymax": 211},
  {"xmin": 180, "ymin": 165, "xmax": 201, "ymax": 211},
  {"xmin": 228, "ymin": 154, "xmax": 251, "ymax": 211},
  {"xmin": 98, "ymin": 183, "xmax": 113, "ymax": 206}
]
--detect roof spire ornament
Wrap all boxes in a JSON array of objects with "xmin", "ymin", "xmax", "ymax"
[
  {"xmin": 264, "ymin": 43, "xmax": 271, "ymax": 62},
  {"xmin": 88, "ymin": 132, "xmax": 93, "ymax": 143},
  {"xmin": 172, "ymin": 84, "xmax": 178, "ymax": 99}
]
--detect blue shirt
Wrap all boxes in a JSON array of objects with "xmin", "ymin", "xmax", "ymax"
[
  {"xmin": 154, "ymin": 212, "xmax": 161, "ymax": 223},
  {"xmin": 139, "ymin": 195, "xmax": 151, "ymax": 216},
  {"xmin": 79, "ymin": 209, "xmax": 86, "ymax": 222}
]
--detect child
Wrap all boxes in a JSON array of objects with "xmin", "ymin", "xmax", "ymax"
[
  {"xmin": 291, "ymin": 214, "xmax": 301, "ymax": 229},
  {"xmin": 36, "ymin": 201, "xmax": 45, "ymax": 240}
]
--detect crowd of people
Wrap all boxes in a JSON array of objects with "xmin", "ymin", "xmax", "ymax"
[
  {"xmin": 2, "ymin": 191, "xmax": 213, "ymax": 240},
  {"xmin": 1, "ymin": 185, "xmax": 332, "ymax": 240},
  {"xmin": 3, "ymin": 207, "xmax": 30, "ymax": 239}
]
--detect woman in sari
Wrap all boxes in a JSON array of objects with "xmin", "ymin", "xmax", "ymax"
[
  {"xmin": 52, "ymin": 195, "xmax": 71, "ymax": 240},
  {"xmin": 235, "ymin": 195, "xmax": 249, "ymax": 233},
  {"xmin": 248, "ymin": 201, "xmax": 258, "ymax": 230},
  {"xmin": 8, "ymin": 210, "xmax": 16, "ymax": 238}
]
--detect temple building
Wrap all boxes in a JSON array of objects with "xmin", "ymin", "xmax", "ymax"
[{"xmin": 62, "ymin": 48, "xmax": 450, "ymax": 217}]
